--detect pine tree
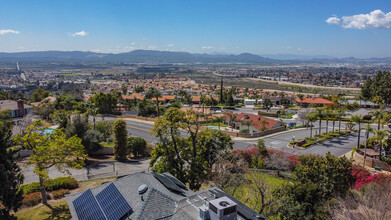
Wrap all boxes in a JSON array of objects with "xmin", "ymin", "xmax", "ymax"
[{"xmin": 0, "ymin": 111, "xmax": 24, "ymax": 218}]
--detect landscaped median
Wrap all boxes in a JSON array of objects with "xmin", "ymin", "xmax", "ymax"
[{"xmin": 289, "ymin": 130, "xmax": 353, "ymax": 149}]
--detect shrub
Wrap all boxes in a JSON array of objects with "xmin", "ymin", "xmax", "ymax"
[
  {"xmin": 251, "ymin": 156, "xmax": 266, "ymax": 169},
  {"xmin": 51, "ymin": 189, "xmax": 70, "ymax": 200},
  {"xmin": 83, "ymin": 129, "xmax": 103, "ymax": 154},
  {"xmin": 351, "ymin": 165, "xmax": 386, "ymax": 190},
  {"xmin": 20, "ymin": 177, "xmax": 78, "ymax": 194},
  {"xmin": 45, "ymin": 177, "xmax": 78, "ymax": 191},
  {"xmin": 22, "ymin": 192, "xmax": 42, "ymax": 207},
  {"xmin": 21, "ymin": 182, "xmax": 41, "ymax": 195},
  {"xmin": 95, "ymin": 120, "xmax": 114, "ymax": 139},
  {"xmin": 363, "ymin": 115, "xmax": 372, "ymax": 121},
  {"xmin": 127, "ymin": 137, "xmax": 148, "ymax": 158},
  {"xmin": 240, "ymin": 129, "xmax": 250, "ymax": 134}
]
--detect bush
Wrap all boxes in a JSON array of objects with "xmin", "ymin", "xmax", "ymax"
[
  {"xmin": 51, "ymin": 189, "xmax": 70, "ymax": 200},
  {"xmin": 240, "ymin": 129, "xmax": 250, "ymax": 134},
  {"xmin": 83, "ymin": 129, "xmax": 104, "ymax": 154},
  {"xmin": 45, "ymin": 177, "xmax": 78, "ymax": 191},
  {"xmin": 20, "ymin": 177, "xmax": 78, "ymax": 194},
  {"xmin": 127, "ymin": 137, "xmax": 149, "ymax": 157},
  {"xmin": 363, "ymin": 115, "xmax": 372, "ymax": 121},
  {"xmin": 22, "ymin": 192, "xmax": 42, "ymax": 207},
  {"xmin": 21, "ymin": 182, "xmax": 41, "ymax": 195},
  {"xmin": 95, "ymin": 120, "xmax": 114, "ymax": 139},
  {"xmin": 251, "ymin": 156, "xmax": 266, "ymax": 169}
]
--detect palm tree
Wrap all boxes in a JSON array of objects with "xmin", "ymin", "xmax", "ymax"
[
  {"xmin": 316, "ymin": 108, "xmax": 324, "ymax": 135},
  {"xmin": 260, "ymin": 120, "xmax": 269, "ymax": 131},
  {"xmin": 336, "ymin": 109, "xmax": 346, "ymax": 132},
  {"xmin": 242, "ymin": 120, "xmax": 253, "ymax": 131},
  {"xmin": 228, "ymin": 113, "xmax": 237, "ymax": 131},
  {"xmin": 375, "ymin": 130, "xmax": 388, "ymax": 158},
  {"xmin": 306, "ymin": 113, "xmax": 317, "ymax": 139},
  {"xmin": 351, "ymin": 115, "xmax": 365, "ymax": 148},
  {"xmin": 330, "ymin": 110, "xmax": 337, "ymax": 132},
  {"xmin": 213, "ymin": 116, "xmax": 225, "ymax": 130},
  {"xmin": 297, "ymin": 94, "xmax": 304, "ymax": 106},
  {"xmin": 370, "ymin": 106, "xmax": 385, "ymax": 130},
  {"xmin": 88, "ymin": 106, "xmax": 99, "ymax": 130},
  {"xmin": 324, "ymin": 109, "xmax": 330, "ymax": 134},
  {"xmin": 363, "ymin": 124, "xmax": 373, "ymax": 167},
  {"xmin": 200, "ymin": 94, "xmax": 206, "ymax": 114}
]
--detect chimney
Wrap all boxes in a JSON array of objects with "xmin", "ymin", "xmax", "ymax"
[
  {"xmin": 208, "ymin": 196, "xmax": 237, "ymax": 220},
  {"xmin": 17, "ymin": 99, "xmax": 24, "ymax": 117}
]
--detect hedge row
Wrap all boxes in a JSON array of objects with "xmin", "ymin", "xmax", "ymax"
[
  {"xmin": 20, "ymin": 177, "xmax": 78, "ymax": 195},
  {"xmin": 22, "ymin": 189, "xmax": 70, "ymax": 207}
]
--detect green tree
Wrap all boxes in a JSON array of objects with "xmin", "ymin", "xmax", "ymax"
[
  {"xmin": 30, "ymin": 87, "xmax": 49, "ymax": 102},
  {"xmin": 121, "ymin": 84, "xmax": 128, "ymax": 95},
  {"xmin": 146, "ymin": 87, "xmax": 162, "ymax": 117},
  {"xmin": 242, "ymin": 120, "xmax": 253, "ymax": 131},
  {"xmin": 127, "ymin": 137, "xmax": 148, "ymax": 158},
  {"xmin": 213, "ymin": 116, "xmax": 225, "ymax": 130},
  {"xmin": 351, "ymin": 115, "xmax": 365, "ymax": 148},
  {"xmin": 263, "ymin": 99, "xmax": 272, "ymax": 112},
  {"xmin": 52, "ymin": 110, "xmax": 69, "ymax": 129},
  {"xmin": 90, "ymin": 92, "xmax": 118, "ymax": 114},
  {"xmin": 113, "ymin": 120, "xmax": 128, "ymax": 161},
  {"xmin": 228, "ymin": 113, "xmax": 237, "ymax": 131},
  {"xmin": 150, "ymin": 108, "xmax": 233, "ymax": 190},
  {"xmin": 13, "ymin": 120, "xmax": 86, "ymax": 206},
  {"xmin": 32, "ymin": 99, "xmax": 54, "ymax": 120},
  {"xmin": 87, "ymin": 103, "xmax": 99, "ymax": 130},
  {"xmin": 0, "ymin": 111, "xmax": 24, "ymax": 218},
  {"xmin": 134, "ymin": 86, "xmax": 145, "ymax": 93}
]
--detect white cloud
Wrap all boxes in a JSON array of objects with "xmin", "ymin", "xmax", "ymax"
[
  {"xmin": 326, "ymin": 17, "xmax": 341, "ymax": 25},
  {"xmin": 201, "ymin": 46, "xmax": 214, "ymax": 49},
  {"xmin": 326, "ymin": 10, "xmax": 391, "ymax": 29},
  {"xmin": 167, "ymin": 43, "xmax": 174, "ymax": 47},
  {"xmin": 71, "ymin": 30, "xmax": 88, "ymax": 37},
  {"xmin": 147, "ymin": 45, "xmax": 158, "ymax": 50},
  {"xmin": 131, "ymin": 42, "xmax": 136, "ymax": 45},
  {"xmin": 0, "ymin": 29, "xmax": 20, "ymax": 35}
]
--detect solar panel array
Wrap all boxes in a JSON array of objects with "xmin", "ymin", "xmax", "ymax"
[
  {"xmin": 73, "ymin": 190, "xmax": 106, "ymax": 220},
  {"xmin": 73, "ymin": 184, "xmax": 132, "ymax": 220},
  {"xmin": 153, "ymin": 173, "xmax": 184, "ymax": 193},
  {"xmin": 96, "ymin": 183, "xmax": 133, "ymax": 220}
]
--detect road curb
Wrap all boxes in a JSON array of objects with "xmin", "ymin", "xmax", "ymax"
[{"xmin": 233, "ymin": 127, "xmax": 309, "ymax": 141}]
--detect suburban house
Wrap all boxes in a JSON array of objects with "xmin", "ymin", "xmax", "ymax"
[
  {"xmin": 151, "ymin": 95, "xmax": 176, "ymax": 103},
  {"xmin": 225, "ymin": 113, "xmax": 284, "ymax": 134},
  {"xmin": 122, "ymin": 93, "xmax": 145, "ymax": 101},
  {"xmin": 244, "ymin": 98, "xmax": 262, "ymax": 106},
  {"xmin": 294, "ymin": 97, "xmax": 333, "ymax": 107},
  {"xmin": 191, "ymin": 95, "xmax": 218, "ymax": 105},
  {"xmin": 0, "ymin": 99, "xmax": 32, "ymax": 118},
  {"xmin": 66, "ymin": 172, "xmax": 265, "ymax": 220}
]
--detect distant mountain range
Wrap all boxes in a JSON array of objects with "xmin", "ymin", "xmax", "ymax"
[{"xmin": 0, "ymin": 50, "xmax": 390, "ymax": 64}]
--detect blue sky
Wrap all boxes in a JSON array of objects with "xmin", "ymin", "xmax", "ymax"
[{"xmin": 0, "ymin": 0, "xmax": 391, "ymax": 58}]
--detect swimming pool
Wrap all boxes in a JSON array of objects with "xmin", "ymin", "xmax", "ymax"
[
  {"xmin": 207, "ymin": 126, "xmax": 220, "ymax": 130},
  {"xmin": 44, "ymin": 129, "xmax": 55, "ymax": 135}
]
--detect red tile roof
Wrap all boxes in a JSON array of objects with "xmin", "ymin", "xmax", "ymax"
[
  {"xmin": 295, "ymin": 97, "xmax": 333, "ymax": 105},
  {"xmin": 122, "ymin": 93, "xmax": 145, "ymax": 100},
  {"xmin": 225, "ymin": 113, "xmax": 281, "ymax": 130}
]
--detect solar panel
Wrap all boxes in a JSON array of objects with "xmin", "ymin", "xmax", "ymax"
[
  {"xmin": 153, "ymin": 173, "xmax": 183, "ymax": 193},
  {"xmin": 73, "ymin": 189, "xmax": 106, "ymax": 220},
  {"xmin": 163, "ymin": 173, "xmax": 187, "ymax": 190},
  {"xmin": 96, "ymin": 183, "xmax": 133, "ymax": 220}
]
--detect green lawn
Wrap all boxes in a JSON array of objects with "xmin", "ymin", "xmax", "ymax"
[
  {"xmin": 281, "ymin": 114, "xmax": 294, "ymax": 119},
  {"xmin": 100, "ymin": 141, "xmax": 114, "ymax": 148}
]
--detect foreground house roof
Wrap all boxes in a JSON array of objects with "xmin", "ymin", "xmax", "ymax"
[{"xmin": 66, "ymin": 172, "xmax": 265, "ymax": 220}]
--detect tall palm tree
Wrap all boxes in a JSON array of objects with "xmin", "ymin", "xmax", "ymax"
[
  {"xmin": 363, "ymin": 124, "xmax": 373, "ymax": 167},
  {"xmin": 324, "ymin": 109, "xmax": 330, "ymax": 134},
  {"xmin": 200, "ymin": 94, "xmax": 206, "ymax": 114},
  {"xmin": 316, "ymin": 108, "xmax": 324, "ymax": 135},
  {"xmin": 213, "ymin": 116, "xmax": 225, "ymax": 130},
  {"xmin": 228, "ymin": 113, "xmax": 237, "ymax": 131},
  {"xmin": 351, "ymin": 115, "xmax": 365, "ymax": 148},
  {"xmin": 88, "ymin": 106, "xmax": 99, "ymax": 130},
  {"xmin": 306, "ymin": 113, "xmax": 317, "ymax": 139},
  {"xmin": 375, "ymin": 130, "xmax": 388, "ymax": 158},
  {"xmin": 370, "ymin": 106, "xmax": 385, "ymax": 130},
  {"xmin": 336, "ymin": 109, "xmax": 346, "ymax": 132}
]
